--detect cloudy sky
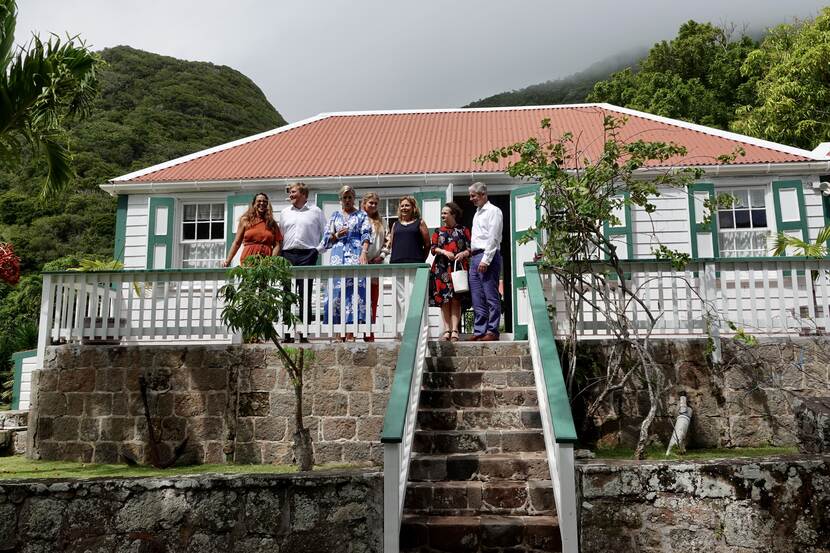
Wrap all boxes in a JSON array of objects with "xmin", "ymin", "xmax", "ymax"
[{"xmin": 15, "ymin": 1, "xmax": 830, "ymax": 123}]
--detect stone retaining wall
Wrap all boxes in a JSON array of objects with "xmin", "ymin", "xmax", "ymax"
[
  {"xmin": 577, "ymin": 338, "xmax": 830, "ymax": 449},
  {"xmin": 28, "ymin": 343, "xmax": 398, "ymax": 465},
  {"xmin": 578, "ymin": 456, "xmax": 830, "ymax": 553},
  {"xmin": 0, "ymin": 469, "xmax": 382, "ymax": 553}
]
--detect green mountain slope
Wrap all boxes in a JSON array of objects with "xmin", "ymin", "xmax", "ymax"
[
  {"xmin": 464, "ymin": 49, "xmax": 645, "ymax": 108},
  {"xmin": 0, "ymin": 45, "xmax": 286, "ymax": 274}
]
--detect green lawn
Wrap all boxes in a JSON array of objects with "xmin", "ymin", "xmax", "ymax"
[
  {"xmin": 593, "ymin": 445, "xmax": 798, "ymax": 461},
  {"xmin": 0, "ymin": 456, "xmax": 360, "ymax": 480}
]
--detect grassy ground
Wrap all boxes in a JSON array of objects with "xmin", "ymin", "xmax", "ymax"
[
  {"xmin": 0, "ymin": 456, "xmax": 360, "ymax": 480},
  {"xmin": 593, "ymin": 445, "xmax": 798, "ymax": 461}
]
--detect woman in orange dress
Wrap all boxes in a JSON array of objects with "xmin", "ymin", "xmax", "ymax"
[{"xmin": 223, "ymin": 193, "xmax": 282, "ymax": 266}]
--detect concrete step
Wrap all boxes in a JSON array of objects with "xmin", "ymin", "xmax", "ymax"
[
  {"xmin": 408, "ymin": 452, "xmax": 551, "ymax": 482},
  {"xmin": 413, "ymin": 430, "xmax": 545, "ymax": 455},
  {"xmin": 428, "ymin": 342, "xmax": 531, "ymax": 358},
  {"xmin": 422, "ymin": 371, "xmax": 536, "ymax": 391},
  {"xmin": 417, "ymin": 408, "xmax": 542, "ymax": 431},
  {"xmin": 404, "ymin": 480, "xmax": 555, "ymax": 516},
  {"xmin": 419, "ymin": 388, "xmax": 538, "ymax": 409},
  {"xmin": 425, "ymin": 355, "xmax": 532, "ymax": 373},
  {"xmin": 400, "ymin": 514, "xmax": 561, "ymax": 553}
]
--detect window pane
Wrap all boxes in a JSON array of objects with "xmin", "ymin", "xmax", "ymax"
[
  {"xmin": 751, "ymin": 209, "xmax": 767, "ymax": 228},
  {"xmin": 211, "ymin": 204, "xmax": 224, "ymax": 220},
  {"xmin": 752, "ymin": 232, "xmax": 769, "ymax": 254},
  {"xmin": 182, "ymin": 242, "xmax": 224, "ymax": 268},
  {"xmin": 733, "ymin": 230, "xmax": 753, "ymax": 253},
  {"xmin": 718, "ymin": 211, "xmax": 734, "ymax": 229},
  {"xmin": 184, "ymin": 205, "xmax": 196, "ymax": 222},
  {"xmin": 719, "ymin": 233, "xmax": 736, "ymax": 255},
  {"xmin": 197, "ymin": 204, "xmax": 210, "ymax": 220},
  {"xmin": 734, "ymin": 209, "xmax": 751, "ymax": 229},
  {"xmin": 182, "ymin": 223, "xmax": 195, "ymax": 240},
  {"xmin": 197, "ymin": 222, "xmax": 210, "ymax": 240},
  {"xmin": 211, "ymin": 222, "xmax": 224, "ymax": 239},
  {"xmin": 733, "ymin": 190, "xmax": 748, "ymax": 208},
  {"xmin": 750, "ymin": 189, "xmax": 765, "ymax": 208}
]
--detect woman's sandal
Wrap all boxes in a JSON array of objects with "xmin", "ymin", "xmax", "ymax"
[
  {"xmin": 449, "ymin": 330, "xmax": 459, "ymax": 342},
  {"xmin": 441, "ymin": 330, "xmax": 452, "ymax": 342}
]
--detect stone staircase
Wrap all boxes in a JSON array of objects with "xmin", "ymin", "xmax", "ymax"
[{"xmin": 400, "ymin": 342, "xmax": 561, "ymax": 553}]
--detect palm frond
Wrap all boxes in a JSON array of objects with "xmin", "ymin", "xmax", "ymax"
[
  {"xmin": 38, "ymin": 133, "xmax": 74, "ymax": 199},
  {"xmin": 0, "ymin": 0, "xmax": 16, "ymax": 68}
]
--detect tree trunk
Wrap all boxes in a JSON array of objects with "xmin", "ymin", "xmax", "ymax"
[{"xmin": 291, "ymin": 348, "xmax": 314, "ymax": 471}]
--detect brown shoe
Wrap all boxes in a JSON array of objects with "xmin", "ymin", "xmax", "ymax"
[
  {"xmin": 480, "ymin": 333, "xmax": 499, "ymax": 342},
  {"xmin": 466, "ymin": 334, "xmax": 483, "ymax": 342}
]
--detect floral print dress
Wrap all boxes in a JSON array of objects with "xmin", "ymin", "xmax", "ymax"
[
  {"xmin": 322, "ymin": 209, "xmax": 371, "ymax": 324},
  {"xmin": 429, "ymin": 225, "xmax": 471, "ymax": 307}
]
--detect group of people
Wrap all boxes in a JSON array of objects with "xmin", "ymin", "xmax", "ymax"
[{"xmin": 222, "ymin": 181, "xmax": 503, "ymax": 343}]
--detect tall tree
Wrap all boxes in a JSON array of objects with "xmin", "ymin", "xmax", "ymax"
[
  {"xmin": 732, "ymin": 8, "xmax": 830, "ymax": 150},
  {"xmin": 588, "ymin": 21, "xmax": 758, "ymax": 130},
  {"xmin": 0, "ymin": 0, "xmax": 102, "ymax": 198}
]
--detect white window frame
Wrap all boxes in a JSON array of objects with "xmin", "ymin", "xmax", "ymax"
[
  {"xmin": 177, "ymin": 199, "xmax": 227, "ymax": 269},
  {"xmin": 716, "ymin": 186, "xmax": 775, "ymax": 258}
]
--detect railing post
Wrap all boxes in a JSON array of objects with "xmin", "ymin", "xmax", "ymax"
[
  {"xmin": 36, "ymin": 273, "xmax": 54, "ymax": 370},
  {"xmin": 556, "ymin": 443, "xmax": 579, "ymax": 553},
  {"xmin": 703, "ymin": 262, "xmax": 721, "ymax": 363},
  {"xmin": 384, "ymin": 442, "xmax": 401, "ymax": 553}
]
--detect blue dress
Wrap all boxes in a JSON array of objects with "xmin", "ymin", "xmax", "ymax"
[{"xmin": 322, "ymin": 209, "xmax": 371, "ymax": 324}]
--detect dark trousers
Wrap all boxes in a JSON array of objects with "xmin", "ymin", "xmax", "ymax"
[
  {"xmin": 469, "ymin": 251, "xmax": 502, "ymax": 336},
  {"xmin": 282, "ymin": 248, "xmax": 318, "ymax": 325}
]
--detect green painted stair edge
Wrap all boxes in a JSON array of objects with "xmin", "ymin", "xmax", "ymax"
[
  {"xmin": 10, "ymin": 349, "xmax": 36, "ymax": 411},
  {"xmin": 380, "ymin": 265, "xmax": 431, "ymax": 444},
  {"xmin": 525, "ymin": 264, "xmax": 578, "ymax": 444}
]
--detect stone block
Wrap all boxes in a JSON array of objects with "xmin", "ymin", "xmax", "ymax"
[
  {"xmin": 66, "ymin": 394, "xmax": 85, "ymax": 416},
  {"xmin": 152, "ymin": 350, "xmax": 186, "ymax": 370},
  {"xmin": 372, "ymin": 367, "xmax": 391, "ymax": 390},
  {"xmin": 191, "ymin": 367, "xmax": 228, "ymax": 391},
  {"xmin": 311, "ymin": 366, "xmax": 341, "ymax": 391},
  {"xmin": 370, "ymin": 392, "xmax": 389, "ymax": 416},
  {"xmin": 111, "ymin": 394, "xmax": 129, "ymax": 416},
  {"xmin": 100, "ymin": 417, "xmax": 135, "ymax": 442},
  {"xmin": 161, "ymin": 417, "xmax": 187, "ymax": 442},
  {"xmin": 341, "ymin": 441, "xmax": 371, "ymax": 462},
  {"xmin": 175, "ymin": 392, "xmax": 207, "ymax": 417},
  {"xmin": 188, "ymin": 417, "xmax": 224, "ymax": 441},
  {"xmin": 36, "ymin": 371, "xmax": 58, "ymax": 392},
  {"xmin": 246, "ymin": 368, "xmax": 277, "ymax": 392},
  {"xmin": 351, "ymin": 345, "xmax": 377, "ymax": 367},
  {"xmin": 35, "ymin": 417, "xmax": 54, "ymax": 441},
  {"xmin": 234, "ymin": 417, "xmax": 253, "ymax": 442},
  {"xmin": 349, "ymin": 392, "xmax": 371, "ymax": 416},
  {"xmin": 37, "ymin": 392, "xmax": 67, "ymax": 417},
  {"xmin": 52, "ymin": 417, "xmax": 80, "ymax": 442},
  {"xmin": 95, "ymin": 368, "xmax": 125, "ymax": 392},
  {"xmin": 313, "ymin": 392, "xmax": 348, "ymax": 416},
  {"xmin": 261, "ymin": 442, "xmax": 294, "ymax": 464},
  {"xmin": 205, "ymin": 392, "xmax": 227, "ymax": 416},
  {"xmin": 254, "ymin": 417, "xmax": 287, "ymax": 442},
  {"xmin": 84, "ymin": 393, "xmax": 113, "ymax": 417},
  {"xmin": 356, "ymin": 417, "xmax": 384, "ymax": 442},
  {"xmin": 322, "ymin": 418, "xmax": 356, "ymax": 441},
  {"xmin": 239, "ymin": 392, "xmax": 270, "ymax": 417},
  {"xmin": 234, "ymin": 442, "xmax": 262, "ymax": 464},
  {"xmin": 203, "ymin": 441, "xmax": 226, "ymax": 464},
  {"xmin": 729, "ymin": 416, "xmax": 772, "ymax": 447},
  {"xmin": 793, "ymin": 396, "xmax": 830, "ymax": 453},
  {"xmin": 92, "ymin": 441, "xmax": 119, "ymax": 464},
  {"xmin": 313, "ymin": 442, "xmax": 343, "ymax": 464},
  {"xmin": 341, "ymin": 367, "xmax": 372, "ymax": 392},
  {"xmin": 79, "ymin": 418, "xmax": 100, "ymax": 441}
]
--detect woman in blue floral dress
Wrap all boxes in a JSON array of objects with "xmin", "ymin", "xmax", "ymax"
[{"xmin": 321, "ymin": 185, "xmax": 371, "ymax": 340}]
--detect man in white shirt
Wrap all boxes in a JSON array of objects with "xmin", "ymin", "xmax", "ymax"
[
  {"xmin": 467, "ymin": 182, "xmax": 503, "ymax": 341},
  {"xmin": 279, "ymin": 182, "xmax": 327, "ymax": 342}
]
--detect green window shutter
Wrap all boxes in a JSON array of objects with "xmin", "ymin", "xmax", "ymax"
[
  {"xmin": 603, "ymin": 191, "xmax": 634, "ymax": 259},
  {"xmin": 226, "ymin": 194, "xmax": 255, "ymax": 254},
  {"xmin": 10, "ymin": 350, "xmax": 35, "ymax": 411},
  {"xmin": 772, "ymin": 180, "xmax": 809, "ymax": 247},
  {"xmin": 113, "ymin": 195, "xmax": 129, "ymax": 263},
  {"xmin": 823, "ymin": 195, "xmax": 830, "ymax": 251},
  {"xmin": 414, "ymin": 191, "xmax": 446, "ymax": 232},
  {"xmin": 146, "ymin": 197, "xmax": 175, "ymax": 269},
  {"xmin": 687, "ymin": 182, "xmax": 718, "ymax": 259}
]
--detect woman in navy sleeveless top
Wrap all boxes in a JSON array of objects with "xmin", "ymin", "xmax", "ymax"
[{"xmin": 388, "ymin": 196, "xmax": 430, "ymax": 263}]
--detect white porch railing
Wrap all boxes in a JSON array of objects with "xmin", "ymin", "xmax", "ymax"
[
  {"xmin": 525, "ymin": 265, "xmax": 579, "ymax": 553},
  {"xmin": 380, "ymin": 267, "xmax": 431, "ymax": 553},
  {"xmin": 540, "ymin": 257, "xmax": 830, "ymax": 359},
  {"xmin": 35, "ymin": 264, "xmax": 424, "ymax": 363}
]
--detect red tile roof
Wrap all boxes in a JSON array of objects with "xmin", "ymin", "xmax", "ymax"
[{"xmin": 113, "ymin": 104, "xmax": 818, "ymax": 184}]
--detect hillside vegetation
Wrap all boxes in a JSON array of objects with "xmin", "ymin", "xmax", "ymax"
[{"xmin": 0, "ymin": 46, "xmax": 286, "ymax": 382}]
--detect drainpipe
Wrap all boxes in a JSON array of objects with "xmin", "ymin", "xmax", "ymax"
[{"xmin": 666, "ymin": 394, "xmax": 693, "ymax": 455}]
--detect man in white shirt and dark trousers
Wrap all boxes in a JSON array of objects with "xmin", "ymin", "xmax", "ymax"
[
  {"xmin": 467, "ymin": 182, "xmax": 503, "ymax": 341},
  {"xmin": 279, "ymin": 182, "xmax": 327, "ymax": 342}
]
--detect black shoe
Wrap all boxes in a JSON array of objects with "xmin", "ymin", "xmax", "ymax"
[
  {"xmin": 299, "ymin": 336, "xmax": 309, "ymax": 344},
  {"xmin": 283, "ymin": 335, "xmax": 295, "ymax": 344}
]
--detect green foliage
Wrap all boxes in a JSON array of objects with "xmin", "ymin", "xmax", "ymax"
[
  {"xmin": 0, "ymin": 0, "xmax": 103, "ymax": 198},
  {"xmin": 732, "ymin": 8, "xmax": 830, "ymax": 149},
  {"xmin": 771, "ymin": 225, "xmax": 830, "ymax": 258},
  {"xmin": 588, "ymin": 21, "xmax": 759, "ymax": 130},
  {"xmin": 464, "ymin": 50, "xmax": 644, "ymax": 108},
  {"xmin": 219, "ymin": 255, "xmax": 298, "ymax": 342}
]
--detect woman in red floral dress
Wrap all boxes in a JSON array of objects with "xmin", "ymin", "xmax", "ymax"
[{"xmin": 429, "ymin": 202, "xmax": 471, "ymax": 341}]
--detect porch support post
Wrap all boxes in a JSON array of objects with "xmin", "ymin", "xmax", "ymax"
[
  {"xmin": 383, "ymin": 442, "xmax": 401, "ymax": 553},
  {"xmin": 36, "ymin": 273, "xmax": 54, "ymax": 370},
  {"xmin": 703, "ymin": 262, "xmax": 722, "ymax": 363}
]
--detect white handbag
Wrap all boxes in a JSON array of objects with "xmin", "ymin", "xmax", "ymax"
[{"xmin": 450, "ymin": 259, "xmax": 469, "ymax": 293}]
